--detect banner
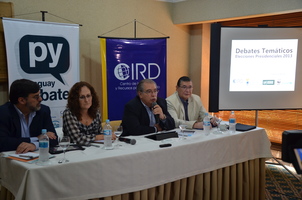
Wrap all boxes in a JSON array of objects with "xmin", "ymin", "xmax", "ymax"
[
  {"xmin": 101, "ymin": 38, "xmax": 167, "ymax": 121},
  {"xmin": 2, "ymin": 18, "xmax": 80, "ymax": 128}
]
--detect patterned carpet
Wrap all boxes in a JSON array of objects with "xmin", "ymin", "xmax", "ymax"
[{"xmin": 265, "ymin": 163, "xmax": 302, "ymax": 199}]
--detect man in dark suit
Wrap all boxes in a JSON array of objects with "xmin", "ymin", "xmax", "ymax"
[
  {"xmin": 0, "ymin": 79, "xmax": 58, "ymax": 153},
  {"xmin": 121, "ymin": 79, "xmax": 175, "ymax": 136}
]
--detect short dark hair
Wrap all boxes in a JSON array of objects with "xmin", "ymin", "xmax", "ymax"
[
  {"xmin": 136, "ymin": 79, "xmax": 157, "ymax": 94},
  {"xmin": 177, "ymin": 76, "xmax": 191, "ymax": 87},
  {"xmin": 9, "ymin": 79, "xmax": 40, "ymax": 104}
]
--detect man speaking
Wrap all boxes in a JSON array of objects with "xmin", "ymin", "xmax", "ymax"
[{"xmin": 121, "ymin": 79, "xmax": 175, "ymax": 136}]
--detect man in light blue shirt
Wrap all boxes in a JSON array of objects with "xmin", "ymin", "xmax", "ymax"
[
  {"xmin": 121, "ymin": 79, "xmax": 175, "ymax": 136},
  {"xmin": 0, "ymin": 79, "xmax": 58, "ymax": 153}
]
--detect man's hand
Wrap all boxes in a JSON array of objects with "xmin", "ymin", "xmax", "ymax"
[
  {"xmin": 193, "ymin": 121, "xmax": 204, "ymax": 129},
  {"xmin": 46, "ymin": 131, "xmax": 57, "ymax": 139},
  {"xmin": 152, "ymin": 104, "xmax": 165, "ymax": 120},
  {"xmin": 16, "ymin": 142, "xmax": 36, "ymax": 154},
  {"xmin": 210, "ymin": 117, "xmax": 218, "ymax": 127},
  {"xmin": 154, "ymin": 123, "xmax": 163, "ymax": 132}
]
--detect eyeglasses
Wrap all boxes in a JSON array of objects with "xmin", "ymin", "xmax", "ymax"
[
  {"xmin": 142, "ymin": 89, "xmax": 159, "ymax": 95},
  {"xmin": 30, "ymin": 94, "xmax": 41, "ymax": 100},
  {"xmin": 179, "ymin": 85, "xmax": 193, "ymax": 90},
  {"xmin": 79, "ymin": 94, "xmax": 92, "ymax": 100}
]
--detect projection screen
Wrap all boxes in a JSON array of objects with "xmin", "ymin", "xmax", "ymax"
[{"xmin": 209, "ymin": 24, "xmax": 302, "ymax": 111}]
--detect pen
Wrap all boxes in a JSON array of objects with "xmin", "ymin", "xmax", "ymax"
[{"xmin": 19, "ymin": 155, "xmax": 34, "ymax": 159}]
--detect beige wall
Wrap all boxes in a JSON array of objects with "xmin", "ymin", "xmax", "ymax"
[
  {"xmin": 173, "ymin": 0, "xmax": 302, "ymax": 24},
  {"xmin": 0, "ymin": 0, "xmax": 190, "ymax": 105},
  {"xmin": 1, "ymin": 0, "xmax": 301, "ymax": 110}
]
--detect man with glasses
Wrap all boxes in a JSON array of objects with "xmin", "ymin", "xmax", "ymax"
[
  {"xmin": 0, "ymin": 79, "xmax": 58, "ymax": 153},
  {"xmin": 121, "ymin": 79, "xmax": 175, "ymax": 136},
  {"xmin": 166, "ymin": 76, "xmax": 217, "ymax": 129}
]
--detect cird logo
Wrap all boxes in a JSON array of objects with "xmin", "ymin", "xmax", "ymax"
[
  {"xmin": 114, "ymin": 63, "xmax": 130, "ymax": 80},
  {"xmin": 114, "ymin": 63, "xmax": 161, "ymax": 80}
]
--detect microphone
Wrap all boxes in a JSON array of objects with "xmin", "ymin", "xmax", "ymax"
[
  {"xmin": 119, "ymin": 137, "xmax": 136, "ymax": 145},
  {"xmin": 152, "ymin": 102, "xmax": 160, "ymax": 124}
]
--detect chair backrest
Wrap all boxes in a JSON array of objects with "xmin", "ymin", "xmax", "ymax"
[
  {"xmin": 101, "ymin": 120, "xmax": 122, "ymax": 130},
  {"xmin": 282, "ymin": 130, "xmax": 302, "ymax": 163}
]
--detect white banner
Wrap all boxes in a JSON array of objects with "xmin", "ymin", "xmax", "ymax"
[{"xmin": 2, "ymin": 17, "xmax": 80, "ymax": 128}]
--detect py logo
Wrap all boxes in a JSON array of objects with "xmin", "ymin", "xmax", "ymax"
[{"xmin": 19, "ymin": 35, "xmax": 70, "ymax": 84}]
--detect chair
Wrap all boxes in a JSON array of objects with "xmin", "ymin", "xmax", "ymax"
[
  {"xmin": 282, "ymin": 130, "xmax": 302, "ymax": 162},
  {"xmin": 281, "ymin": 130, "xmax": 302, "ymax": 174},
  {"xmin": 266, "ymin": 130, "xmax": 302, "ymax": 180},
  {"xmin": 101, "ymin": 120, "xmax": 122, "ymax": 130}
]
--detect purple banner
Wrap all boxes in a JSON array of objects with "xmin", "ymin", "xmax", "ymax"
[{"xmin": 105, "ymin": 38, "xmax": 167, "ymax": 120}]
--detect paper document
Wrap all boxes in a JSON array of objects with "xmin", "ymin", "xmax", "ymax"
[
  {"xmin": 9, "ymin": 152, "xmax": 39, "ymax": 160},
  {"xmin": 178, "ymin": 130, "xmax": 195, "ymax": 137}
]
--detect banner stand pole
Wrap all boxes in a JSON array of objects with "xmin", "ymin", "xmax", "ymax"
[
  {"xmin": 40, "ymin": 11, "xmax": 48, "ymax": 21},
  {"xmin": 134, "ymin": 19, "xmax": 136, "ymax": 38},
  {"xmin": 255, "ymin": 110, "xmax": 259, "ymax": 127},
  {"xmin": 99, "ymin": 19, "xmax": 169, "ymax": 38}
]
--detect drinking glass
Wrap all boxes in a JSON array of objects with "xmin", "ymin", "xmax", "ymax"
[
  {"xmin": 179, "ymin": 124, "xmax": 187, "ymax": 140},
  {"xmin": 213, "ymin": 114, "xmax": 223, "ymax": 134},
  {"xmin": 59, "ymin": 136, "xmax": 70, "ymax": 163},
  {"xmin": 114, "ymin": 125, "xmax": 123, "ymax": 148}
]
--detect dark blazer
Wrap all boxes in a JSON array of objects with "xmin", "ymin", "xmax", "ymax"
[
  {"xmin": 0, "ymin": 102, "xmax": 58, "ymax": 152},
  {"xmin": 121, "ymin": 96, "xmax": 175, "ymax": 136}
]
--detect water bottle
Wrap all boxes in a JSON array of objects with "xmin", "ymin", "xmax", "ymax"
[
  {"xmin": 103, "ymin": 119, "xmax": 113, "ymax": 150},
  {"xmin": 203, "ymin": 113, "xmax": 211, "ymax": 136},
  {"xmin": 39, "ymin": 129, "xmax": 49, "ymax": 162},
  {"xmin": 229, "ymin": 111, "xmax": 236, "ymax": 134}
]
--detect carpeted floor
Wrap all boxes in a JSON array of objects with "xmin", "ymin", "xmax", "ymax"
[{"xmin": 265, "ymin": 163, "xmax": 302, "ymax": 199}]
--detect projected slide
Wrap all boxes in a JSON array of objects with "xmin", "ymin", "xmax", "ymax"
[{"xmin": 229, "ymin": 39, "xmax": 298, "ymax": 92}]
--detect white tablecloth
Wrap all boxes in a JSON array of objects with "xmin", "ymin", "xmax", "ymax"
[{"xmin": 0, "ymin": 127, "xmax": 272, "ymax": 200}]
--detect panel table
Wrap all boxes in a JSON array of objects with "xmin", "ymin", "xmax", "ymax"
[{"xmin": 0, "ymin": 127, "xmax": 272, "ymax": 200}]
